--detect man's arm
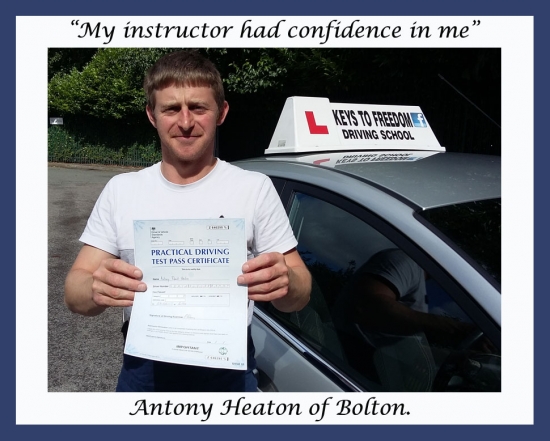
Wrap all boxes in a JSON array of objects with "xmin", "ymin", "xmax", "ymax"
[
  {"xmin": 64, "ymin": 244, "xmax": 146, "ymax": 316},
  {"xmin": 238, "ymin": 249, "xmax": 311, "ymax": 313},
  {"xmin": 352, "ymin": 274, "xmax": 475, "ymax": 346}
]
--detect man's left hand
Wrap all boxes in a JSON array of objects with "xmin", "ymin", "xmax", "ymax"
[
  {"xmin": 238, "ymin": 252, "xmax": 290, "ymax": 302},
  {"xmin": 238, "ymin": 250, "xmax": 311, "ymax": 312}
]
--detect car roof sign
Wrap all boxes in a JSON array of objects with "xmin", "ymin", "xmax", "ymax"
[{"xmin": 265, "ymin": 96, "xmax": 445, "ymax": 155}]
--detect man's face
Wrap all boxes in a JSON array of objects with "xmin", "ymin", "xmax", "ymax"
[{"xmin": 146, "ymin": 84, "xmax": 228, "ymax": 166}]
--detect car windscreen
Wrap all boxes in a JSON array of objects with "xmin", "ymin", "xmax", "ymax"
[{"xmin": 419, "ymin": 198, "xmax": 501, "ymax": 286}]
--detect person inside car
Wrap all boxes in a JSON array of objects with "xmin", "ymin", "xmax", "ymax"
[{"xmin": 333, "ymin": 248, "xmax": 495, "ymax": 391}]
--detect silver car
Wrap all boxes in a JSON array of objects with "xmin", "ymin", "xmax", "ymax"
[{"xmin": 235, "ymin": 149, "xmax": 501, "ymax": 393}]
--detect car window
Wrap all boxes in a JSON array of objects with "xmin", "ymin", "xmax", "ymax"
[
  {"xmin": 257, "ymin": 190, "xmax": 501, "ymax": 392},
  {"xmin": 419, "ymin": 198, "xmax": 501, "ymax": 285}
]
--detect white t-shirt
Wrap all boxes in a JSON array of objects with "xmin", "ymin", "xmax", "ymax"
[
  {"xmin": 363, "ymin": 248, "xmax": 428, "ymax": 313},
  {"xmin": 80, "ymin": 159, "xmax": 297, "ymax": 324},
  {"xmin": 332, "ymin": 248, "xmax": 428, "ymax": 345}
]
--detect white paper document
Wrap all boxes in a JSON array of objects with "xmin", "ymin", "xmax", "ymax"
[{"xmin": 124, "ymin": 218, "xmax": 248, "ymax": 370}]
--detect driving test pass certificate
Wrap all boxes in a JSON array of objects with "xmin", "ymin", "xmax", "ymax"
[{"xmin": 124, "ymin": 218, "xmax": 248, "ymax": 370}]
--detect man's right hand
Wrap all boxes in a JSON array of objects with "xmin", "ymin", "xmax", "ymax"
[
  {"xmin": 90, "ymin": 257, "xmax": 147, "ymax": 308},
  {"xmin": 64, "ymin": 245, "xmax": 147, "ymax": 316}
]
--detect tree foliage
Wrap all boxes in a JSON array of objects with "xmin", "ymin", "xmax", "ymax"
[
  {"xmin": 48, "ymin": 48, "xmax": 355, "ymax": 118},
  {"xmin": 48, "ymin": 48, "xmax": 172, "ymax": 119},
  {"xmin": 48, "ymin": 47, "xmax": 500, "ymax": 121},
  {"xmin": 213, "ymin": 48, "xmax": 346, "ymax": 95},
  {"xmin": 48, "ymin": 48, "xmax": 97, "ymax": 81}
]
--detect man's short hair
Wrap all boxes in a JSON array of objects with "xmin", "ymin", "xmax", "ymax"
[{"xmin": 144, "ymin": 50, "xmax": 225, "ymax": 113}]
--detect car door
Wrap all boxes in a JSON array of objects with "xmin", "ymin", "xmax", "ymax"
[{"xmin": 252, "ymin": 178, "xmax": 501, "ymax": 392}]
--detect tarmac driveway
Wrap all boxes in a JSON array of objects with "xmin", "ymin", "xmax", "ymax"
[{"xmin": 48, "ymin": 163, "xmax": 141, "ymax": 392}]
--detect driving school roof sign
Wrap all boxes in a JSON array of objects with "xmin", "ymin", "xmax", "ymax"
[{"xmin": 265, "ymin": 96, "xmax": 445, "ymax": 154}]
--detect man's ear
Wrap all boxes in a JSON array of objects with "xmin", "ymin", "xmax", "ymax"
[
  {"xmin": 217, "ymin": 101, "xmax": 229, "ymax": 126},
  {"xmin": 146, "ymin": 105, "xmax": 157, "ymax": 128}
]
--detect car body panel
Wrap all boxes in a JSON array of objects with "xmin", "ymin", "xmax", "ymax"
[
  {"xmin": 242, "ymin": 152, "xmax": 501, "ymax": 210},
  {"xmin": 252, "ymin": 310, "xmax": 347, "ymax": 392}
]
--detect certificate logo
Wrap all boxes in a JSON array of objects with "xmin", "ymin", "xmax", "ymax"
[{"xmin": 219, "ymin": 347, "xmax": 228, "ymax": 355}]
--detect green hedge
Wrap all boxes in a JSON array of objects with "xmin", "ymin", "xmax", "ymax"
[{"xmin": 48, "ymin": 124, "xmax": 161, "ymax": 167}]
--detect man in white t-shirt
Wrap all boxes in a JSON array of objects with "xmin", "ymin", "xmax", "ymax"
[
  {"xmin": 334, "ymin": 248, "xmax": 489, "ymax": 391},
  {"xmin": 64, "ymin": 50, "xmax": 312, "ymax": 392}
]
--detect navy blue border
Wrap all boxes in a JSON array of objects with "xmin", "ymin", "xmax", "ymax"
[{"xmin": 8, "ymin": 1, "xmax": 544, "ymax": 439}]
